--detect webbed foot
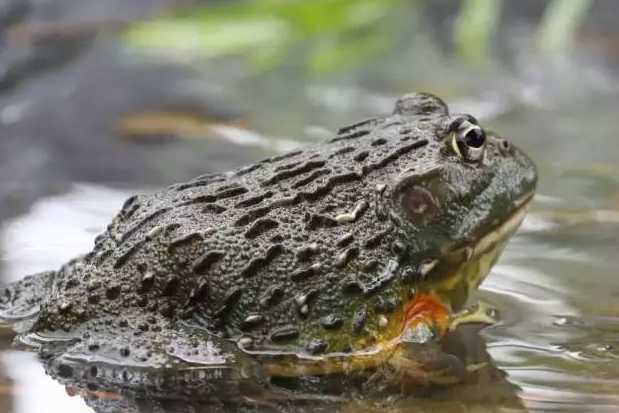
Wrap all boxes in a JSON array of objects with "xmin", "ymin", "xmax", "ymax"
[
  {"xmin": 365, "ymin": 341, "xmax": 465, "ymax": 393},
  {"xmin": 368, "ymin": 294, "xmax": 466, "ymax": 389},
  {"xmin": 449, "ymin": 300, "xmax": 499, "ymax": 332}
]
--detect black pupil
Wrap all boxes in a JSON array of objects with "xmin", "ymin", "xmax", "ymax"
[{"xmin": 464, "ymin": 128, "xmax": 485, "ymax": 148}]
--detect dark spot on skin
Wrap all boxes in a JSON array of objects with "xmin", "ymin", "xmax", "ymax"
[
  {"xmin": 190, "ymin": 282, "xmax": 209, "ymax": 302},
  {"xmin": 192, "ymin": 251, "xmax": 225, "ymax": 274},
  {"xmin": 163, "ymin": 276, "xmax": 180, "ymax": 296},
  {"xmin": 330, "ymin": 146, "xmax": 355, "ymax": 157},
  {"xmin": 201, "ymin": 204, "xmax": 227, "ymax": 214},
  {"xmin": 215, "ymin": 186, "xmax": 249, "ymax": 200},
  {"xmin": 260, "ymin": 284, "xmax": 284, "ymax": 307},
  {"xmin": 169, "ymin": 232, "xmax": 203, "ymax": 250},
  {"xmin": 330, "ymin": 128, "xmax": 371, "ymax": 143},
  {"xmin": 245, "ymin": 218, "xmax": 279, "ymax": 239},
  {"xmin": 139, "ymin": 272, "xmax": 155, "ymax": 293},
  {"xmin": 121, "ymin": 195, "xmax": 138, "ymax": 213},
  {"xmin": 371, "ymin": 138, "xmax": 387, "ymax": 146},
  {"xmin": 336, "ymin": 233, "xmax": 354, "ymax": 248},
  {"xmin": 235, "ymin": 192, "xmax": 273, "ymax": 208},
  {"xmin": 240, "ymin": 245, "xmax": 284, "ymax": 277},
  {"xmin": 164, "ymin": 223, "xmax": 181, "ymax": 236},
  {"xmin": 270, "ymin": 234, "xmax": 285, "ymax": 243},
  {"xmin": 160, "ymin": 304, "xmax": 174, "ymax": 318},
  {"xmin": 262, "ymin": 160, "xmax": 326, "ymax": 186},
  {"xmin": 342, "ymin": 280, "xmax": 364, "ymax": 295},
  {"xmin": 336, "ymin": 118, "xmax": 378, "ymax": 135},
  {"xmin": 362, "ymin": 140, "xmax": 428, "ymax": 175},
  {"xmin": 291, "ymin": 169, "xmax": 331, "ymax": 189},
  {"xmin": 105, "ymin": 285, "xmax": 121, "ymax": 300},
  {"xmin": 354, "ymin": 151, "xmax": 369, "ymax": 162},
  {"xmin": 270, "ymin": 326, "xmax": 300, "ymax": 342},
  {"xmin": 274, "ymin": 161, "xmax": 302, "ymax": 172},
  {"xmin": 57, "ymin": 364, "xmax": 73, "ymax": 378}
]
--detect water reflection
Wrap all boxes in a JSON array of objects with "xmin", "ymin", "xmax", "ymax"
[{"xmin": 38, "ymin": 325, "xmax": 525, "ymax": 413}]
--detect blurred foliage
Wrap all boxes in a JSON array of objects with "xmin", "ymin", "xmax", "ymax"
[
  {"xmin": 124, "ymin": 0, "xmax": 594, "ymax": 73},
  {"xmin": 124, "ymin": 0, "xmax": 407, "ymax": 73},
  {"xmin": 453, "ymin": 0, "xmax": 502, "ymax": 66},
  {"xmin": 538, "ymin": 0, "xmax": 593, "ymax": 53}
]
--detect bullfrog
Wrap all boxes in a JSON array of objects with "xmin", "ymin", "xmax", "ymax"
[{"xmin": 0, "ymin": 93, "xmax": 537, "ymax": 390}]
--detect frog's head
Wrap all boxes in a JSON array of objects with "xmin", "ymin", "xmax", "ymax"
[{"xmin": 388, "ymin": 94, "xmax": 537, "ymax": 309}]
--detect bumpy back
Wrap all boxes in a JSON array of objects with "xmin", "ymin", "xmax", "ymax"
[{"xmin": 38, "ymin": 96, "xmax": 449, "ymax": 353}]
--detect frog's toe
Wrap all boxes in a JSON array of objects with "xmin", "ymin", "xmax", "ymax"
[
  {"xmin": 449, "ymin": 301, "xmax": 500, "ymax": 332},
  {"xmin": 376, "ymin": 341, "xmax": 465, "ymax": 389},
  {"xmin": 0, "ymin": 271, "xmax": 54, "ymax": 328}
]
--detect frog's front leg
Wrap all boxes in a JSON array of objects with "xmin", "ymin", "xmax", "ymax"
[
  {"xmin": 449, "ymin": 300, "xmax": 499, "ymax": 332},
  {"xmin": 376, "ymin": 294, "xmax": 466, "ymax": 388}
]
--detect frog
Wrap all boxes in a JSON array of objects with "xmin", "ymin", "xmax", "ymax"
[{"xmin": 0, "ymin": 93, "xmax": 537, "ymax": 391}]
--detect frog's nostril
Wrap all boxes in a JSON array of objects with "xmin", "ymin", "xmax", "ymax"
[{"xmin": 498, "ymin": 138, "xmax": 512, "ymax": 155}]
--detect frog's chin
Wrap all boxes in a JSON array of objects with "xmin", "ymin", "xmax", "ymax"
[{"xmin": 426, "ymin": 192, "xmax": 534, "ymax": 311}]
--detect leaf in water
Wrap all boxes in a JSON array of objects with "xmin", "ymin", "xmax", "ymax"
[
  {"xmin": 115, "ymin": 110, "xmax": 300, "ymax": 152},
  {"xmin": 453, "ymin": 0, "xmax": 502, "ymax": 66},
  {"xmin": 115, "ymin": 111, "xmax": 212, "ymax": 141}
]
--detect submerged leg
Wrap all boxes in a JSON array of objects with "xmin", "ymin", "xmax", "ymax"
[{"xmin": 381, "ymin": 294, "xmax": 465, "ymax": 387}]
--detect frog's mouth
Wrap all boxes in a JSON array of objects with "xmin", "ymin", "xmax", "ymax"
[{"xmin": 421, "ymin": 192, "xmax": 534, "ymax": 312}]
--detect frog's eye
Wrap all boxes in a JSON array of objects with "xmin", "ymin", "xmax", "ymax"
[{"xmin": 450, "ymin": 120, "xmax": 486, "ymax": 162}]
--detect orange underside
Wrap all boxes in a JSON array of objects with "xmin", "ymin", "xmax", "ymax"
[
  {"xmin": 401, "ymin": 293, "xmax": 450, "ymax": 337},
  {"xmin": 261, "ymin": 294, "xmax": 453, "ymax": 378}
]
